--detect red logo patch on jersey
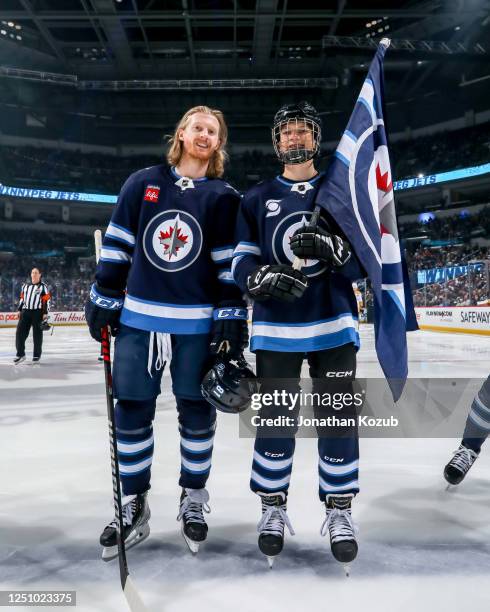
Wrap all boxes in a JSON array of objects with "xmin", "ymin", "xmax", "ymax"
[{"xmin": 144, "ymin": 185, "xmax": 160, "ymax": 202}]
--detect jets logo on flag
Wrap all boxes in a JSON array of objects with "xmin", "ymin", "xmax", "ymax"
[
  {"xmin": 144, "ymin": 185, "xmax": 160, "ymax": 202},
  {"xmin": 314, "ymin": 39, "xmax": 417, "ymax": 401}
]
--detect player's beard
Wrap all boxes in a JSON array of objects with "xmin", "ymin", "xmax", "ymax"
[{"xmin": 187, "ymin": 140, "xmax": 216, "ymax": 162}]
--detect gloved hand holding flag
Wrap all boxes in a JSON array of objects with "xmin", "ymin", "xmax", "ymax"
[{"xmin": 315, "ymin": 38, "xmax": 418, "ymax": 401}]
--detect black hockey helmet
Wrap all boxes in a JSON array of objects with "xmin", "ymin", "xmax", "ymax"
[
  {"xmin": 201, "ymin": 355, "xmax": 259, "ymax": 414},
  {"xmin": 272, "ymin": 101, "xmax": 322, "ymax": 165}
]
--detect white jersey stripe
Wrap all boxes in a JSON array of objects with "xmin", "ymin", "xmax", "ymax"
[
  {"xmin": 106, "ymin": 222, "xmax": 136, "ymax": 246},
  {"xmin": 252, "ymin": 314, "xmax": 357, "ymax": 341},
  {"xmin": 124, "ymin": 295, "xmax": 213, "ymax": 320},
  {"xmin": 211, "ymin": 247, "xmax": 234, "ymax": 263},
  {"xmin": 100, "ymin": 247, "xmax": 132, "ymax": 263}
]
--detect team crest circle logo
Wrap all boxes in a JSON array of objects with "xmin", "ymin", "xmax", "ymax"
[
  {"xmin": 143, "ymin": 209, "xmax": 203, "ymax": 272},
  {"xmin": 272, "ymin": 210, "xmax": 329, "ymax": 277}
]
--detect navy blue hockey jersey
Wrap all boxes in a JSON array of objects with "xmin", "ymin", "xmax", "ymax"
[
  {"xmin": 232, "ymin": 174, "xmax": 365, "ymax": 352},
  {"xmin": 96, "ymin": 165, "xmax": 242, "ymax": 334}
]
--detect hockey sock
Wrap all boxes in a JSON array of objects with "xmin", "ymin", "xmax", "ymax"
[
  {"xmin": 462, "ymin": 377, "xmax": 490, "ymax": 454},
  {"xmin": 115, "ymin": 398, "xmax": 156, "ymax": 495}
]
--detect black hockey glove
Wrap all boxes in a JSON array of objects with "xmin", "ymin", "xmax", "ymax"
[
  {"xmin": 210, "ymin": 302, "xmax": 249, "ymax": 359},
  {"xmin": 247, "ymin": 265, "xmax": 309, "ymax": 303},
  {"xmin": 290, "ymin": 223, "xmax": 351, "ymax": 267},
  {"xmin": 85, "ymin": 283, "xmax": 124, "ymax": 342}
]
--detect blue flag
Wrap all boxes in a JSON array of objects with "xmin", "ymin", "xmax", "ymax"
[{"xmin": 315, "ymin": 39, "xmax": 417, "ymax": 401}]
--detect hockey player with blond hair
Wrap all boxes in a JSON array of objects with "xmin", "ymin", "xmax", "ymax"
[{"xmin": 85, "ymin": 105, "xmax": 248, "ymax": 559}]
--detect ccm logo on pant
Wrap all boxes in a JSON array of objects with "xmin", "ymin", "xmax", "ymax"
[{"xmin": 325, "ymin": 371, "xmax": 353, "ymax": 378}]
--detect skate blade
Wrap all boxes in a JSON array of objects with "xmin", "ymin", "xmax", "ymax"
[
  {"xmin": 343, "ymin": 564, "xmax": 351, "ymax": 577},
  {"xmin": 101, "ymin": 523, "xmax": 150, "ymax": 561},
  {"xmin": 181, "ymin": 526, "xmax": 200, "ymax": 555},
  {"xmin": 267, "ymin": 556, "xmax": 275, "ymax": 569}
]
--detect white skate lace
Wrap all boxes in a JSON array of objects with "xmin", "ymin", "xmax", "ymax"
[
  {"xmin": 147, "ymin": 332, "xmax": 172, "ymax": 378},
  {"xmin": 450, "ymin": 445, "xmax": 478, "ymax": 473},
  {"xmin": 177, "ymin": 489, "xmax": 211, "ymax": 525},
  {"xmin": 108, "ymin": 495, "xmax": 137, "ymax": 529},
  {"xmin": 320, "ymin": 508, "xmax": 356, "ymax": 543},
  {"xmin": 257, "ymin": 501, "xmax": 295, "ymax": 537}
]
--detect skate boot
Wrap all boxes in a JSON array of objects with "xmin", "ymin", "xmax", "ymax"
[
  {"xmin": 257, "ymin": 491, "xmax": 295, "ymax": 568},
  {"xmin": 177, "ymin": 488, "xmax": 210, "ymax": 554},
  {"xmin": 100, "ymin": 492, "xmax": 150, "ymax": 561},
  {"xmin": 320, "ymin": 494, "xmax": 358, "ymax": 574},
  {"xmin": 444, "ymin": 443, "xmax": 479, "ymax": 485}
]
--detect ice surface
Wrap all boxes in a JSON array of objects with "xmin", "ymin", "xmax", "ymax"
[{"xmin": 1, "ymin": 326, "xmax": 489, "ymax": 612}]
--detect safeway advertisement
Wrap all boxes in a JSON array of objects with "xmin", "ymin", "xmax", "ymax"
[{"xmin": 415, "ymin": 307, "xmax": 490, "ymax": 334}]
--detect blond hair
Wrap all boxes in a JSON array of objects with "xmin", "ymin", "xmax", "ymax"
[{"xmin": 166, "ymin": 106, "xmax": 228, "ymax": 178}]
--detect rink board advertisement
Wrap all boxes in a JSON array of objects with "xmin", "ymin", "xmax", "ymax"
[
  {"xmin": 415, "ymin": 306, "xmax": 490, "ymax": 335},
  {"xmin": 0, "ymin": 311, "xmax": 86, "ymax": 327}
]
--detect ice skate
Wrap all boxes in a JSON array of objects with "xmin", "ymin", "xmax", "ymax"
[
  {"xmin": 444, "ymin": 443, "xmax": 479, "ymax": 486},
  {"xmin": 100, "ymin": 492, "xmax": 150, "ymax": 561},
  {"xmin": 257, "ymin": 491, "xmax": 295, "ymax": 568},
  {"xmin": 13, "ymin": 356, "xmax": 26, "ymax": 365},
  {"xmin": 177, "ymin": 488, "xmax": 210, "ymax": 554},
  {"xmin": 320, "ymin": 494, "xmax": 358, "ymax": 574}
]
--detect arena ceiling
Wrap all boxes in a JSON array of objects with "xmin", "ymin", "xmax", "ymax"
[{"xmin": 0, "ymin": 0, "xmax": 489, "ymax": 145}]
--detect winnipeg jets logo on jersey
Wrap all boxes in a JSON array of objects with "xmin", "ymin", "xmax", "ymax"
[
  {"xmin": 175, "ymin": 177, "xmax": 195, "ymax": 191},
  {"xmin": 272, "ymin": 210, "xmax": 328, "ymax": 277},
  {"xmin": 265, "ymin": 199, "xmax": 282, "ymax": 218},
  {"xmin": 291, "ymin": 182, "xmax": 314, "ymax": 195},
  {"xmin": 143, "ymin": 209, "xmax": 203, "ymax": 272}
]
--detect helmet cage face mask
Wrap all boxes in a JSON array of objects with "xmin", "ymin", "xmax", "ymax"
[{"xmin": 272, "ymin": 116, "xmax": 321, "ymax": 165}]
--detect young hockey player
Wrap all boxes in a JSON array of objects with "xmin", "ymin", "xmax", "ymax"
[
  {"xmin": 444, "ymin": 376, "xmax": 490, "ymax": 485},
  {"xmin": 85, "ymin": 106, "xmax": 248, "ymax": 559},
  {"xmin": 233, "ymin": 101, "xmax": 365, "ymax": 569}
]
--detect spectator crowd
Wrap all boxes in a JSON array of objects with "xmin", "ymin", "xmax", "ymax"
[{"xmin": 1, "ymin": 121, "xmax": 489, "ymax": 194}]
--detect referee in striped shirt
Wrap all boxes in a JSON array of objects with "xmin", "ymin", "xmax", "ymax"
[{"xmin": 14, "ymin": 267, "xmax": 51, "ymax": 364}]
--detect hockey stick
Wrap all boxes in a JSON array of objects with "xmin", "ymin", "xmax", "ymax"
[{"xmin": 94, "ymin": 229, "xmax": 149, "ymax": 612}]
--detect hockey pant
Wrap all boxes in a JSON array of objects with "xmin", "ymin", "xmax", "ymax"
[
  {"xmin": 112, "ymin": 324, "xmax": 216, "ymax": 495},
  {"xmin": 250, "ymin": 343, "xmax": 359, "ymax": 502},
  {"xmin": 16, "ymin": 309, "xmax": 43, "ymax": 359},
  {"xmin": 461, "ymin": 375, "xmax": 490, "ymax": 453}
]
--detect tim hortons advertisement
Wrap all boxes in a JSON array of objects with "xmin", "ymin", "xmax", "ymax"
[
  {"xmin": 0, "ymin": 311, "xmax": 86, "ymax": 327},
  {"xmin": 415, "ymin": 307, "xmax": 490, "ymax": 335}
]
